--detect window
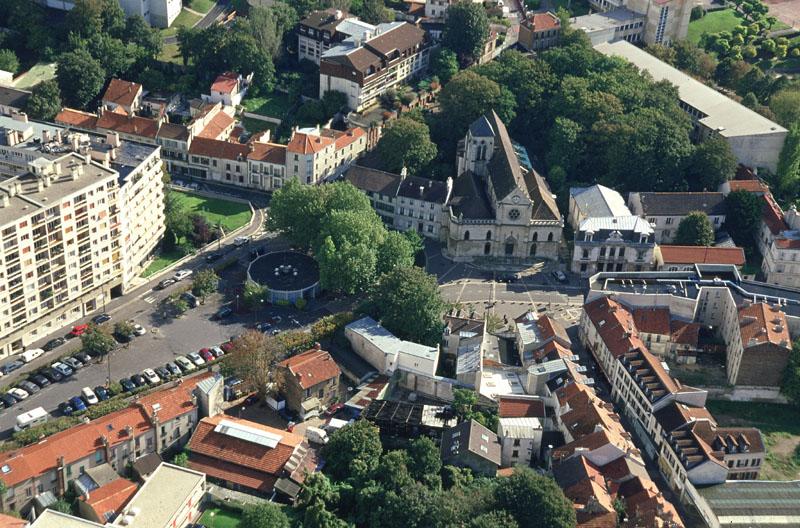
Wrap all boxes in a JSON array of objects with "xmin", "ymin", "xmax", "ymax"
[
  {"xmin": 513, "ymin": 439, "xmax": 520, "ymax": 446},
  {"xmin": 582, "ymin": 249, "xmax": 589, "ymax": 259},
  {"xmin": 484, "ymin": 242, "xmax": 491, "ymax": 255},
  {"xmin": 532, "ymin": 232, "xmax": 538, "ymax": 241},
  {"xmin": 486, "ymin": 231, "xmax": 492, "ymax": 240},
  {"xmin": 547, "ymin": 232, "xmax": 554, "ymax": 242},
  {"xmin": 665, "ymin": 217, "xmax": 673, "ymax": 225},
  {"xmin": 464, "ymin": 231, "xmax": 470, "ymax": 241},
  {"xmin": 95, "ymin": 451, "xmax": 103, "ymax": 463},
  {"xmin": 512, "ymin": 450, "xmax": 519, "ymax": 458}
]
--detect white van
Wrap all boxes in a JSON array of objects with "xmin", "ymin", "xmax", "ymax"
[
  {"xmin": 14, "ymin": 407, "xmax": 48, "ymax": 432},
  {"xmin": 305, "ymin": 426, "xmax": 329, "ymax": 444},
  {"xmin": 21, "ymin": 348, "xmax": 44, "ymax": 363}
]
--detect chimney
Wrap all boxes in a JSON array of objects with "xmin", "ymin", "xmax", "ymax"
[
  {"xmin": 106, "ymin": 131, "xmax": 120, "ymax": 148},
  {"xmin": 0, "ymin": 195, "xmax": 9, "ymax": 208},
  {"xmin": 12, "ymin": 112, "xmax": 28, "ymax": 124}
]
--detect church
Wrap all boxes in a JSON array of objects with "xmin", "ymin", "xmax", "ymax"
[{"xmin": 442, "ymin": 111, "xmax": 563, "ymax": 262}]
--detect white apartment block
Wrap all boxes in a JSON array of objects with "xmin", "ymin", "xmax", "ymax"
[
  {"xmin": 0, "ymin": 115, "xmax": 164, "ymax": 358},
  {"xmin": 39, "ymin": 0, "xmax": 181, "ymax": 27},
  {"xmin": 587, "ymin": 0, "xmax": 696, "ymax": 44},
  {"xmin": 297, "ymin": 9, "xmax": 377, "ymax": 65}
]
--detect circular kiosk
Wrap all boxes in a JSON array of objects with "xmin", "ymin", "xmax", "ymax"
[{"xmin": 246, "ymin": 251, "xmax": 320, "ymax": 303}]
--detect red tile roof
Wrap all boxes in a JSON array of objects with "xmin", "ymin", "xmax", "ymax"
[
  {"xmin": 631, "ymin": 307, "xmax": 671, "ymax": 336},
  {"xmin": 775, "ymin": 238, "xmax": 800, "ymax": 249},
  {"xmin": 197, "ymin": 111, "xmax": 236, "ymax": 140},
  {"xmin": 0, "ymin": 513, "xmax": 27, "ymax": 528},
  {"xmin": 102, "ymin": 79, "xmax": 142, "ymax": 108},
  {"xmin": 287, "ymin": 131, "xmax": 335, "ymax": 154},
  {"xmin": 279, "ymin": 348, "xmax": 341, "ymax": 390},
  {"xmin": 762, "ymin": 193, "xmax": 787, "ymax": 235},
  {"xmin": 739, "ymin": 302, "xmax": 790, "ymax": 349},
  {"xmin": 248, "ymin": 142, "xmax": 287, "ymax": 164},
  {"xmin": 210, "ymin": 72, "xmax": 240, "ymax": 94},
  {"xmin": 189, "ymin": 453, "xmax": 277, "ymax": 493},
  {"xmin": 528, "ymin": 12, "xmax": 560, "ymax": 31},
  {"xmin": 658, "ymin": 245, "xmax": 745, "ymax": 266},
  {"xmin": 97, "ymin": 110, "xmax": 159, "ymax": 138},
  {"xmin": 498, "ymin": 395, "xmax": 545, "ymax": 418},
  {"xmin": 584, "ymin": 297, "xmax": 646, "ymax": 359},
  {"xmin": 55, "ymin": 108, "xmax": 99, "ymax": 129},
  {"xmin": 189, "ymin": 137, "xmax": 250, "ymax": 160},
  {"xmin": 329, "ymin": 127, "xmax": 366, "ymax": 150},
  {"xmin": 727, "ymin": 179, "xmax": 769, "ymax": 193},
  {"xmin": 618, "ymin": 476, "xmax": 685, "ymax": 528},
  {"xmin": 82, "ymin": 478, "xmax": 138, "ymax": 522},
  {"xmin": 536, "ymin": 314, "xmax": 571, "ymax": 346},
  {"xmin": 670, "ymin": 320, "xmax": 701, "ymax": 347}
]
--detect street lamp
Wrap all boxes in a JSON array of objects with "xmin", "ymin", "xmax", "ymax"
[{"xmin": 209, "ymin": 511, "xmax": 215, "ymax": 528}]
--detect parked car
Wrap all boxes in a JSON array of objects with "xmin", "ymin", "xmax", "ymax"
[
  {"xmin": 551, "ymin": 270, "xmax": 567, "ymax": 282},
  {"xmin": 205, "ymin": 252, "xmax": 223, "ymax": 263},
  {"xmin": 132, "ymin": 323, "xmax": 146, "ymax": 336},
  {"xmin": 130, "ymin": 374, "xmax": 147, "ymax": 387},
  {"xmin": 92, "ymin": 313, "xmax": 112, "ymax": 324},
  {"xmin": 174, "ymin": 269, "xmax": 193, "ymax": 281},
  {"xmin": 156, "ymin": 278, "xmax": 176, "ymax": 290},
  {"xmin": 43, "ymin": 337, "xmax": 66, "ymax": 351},
  {"xmin": 18, "ymin": 381, "xmax": 40, "ymax": 395},
  {"xmin": 63, "ymin": 357, "xmax": 83, "ymax": 370},
  {"xmin": 210, "ymin": 346, "xmax": 225, "ymax": 358},
  {"xmin": 142, "ymin": 368, "xmax": 161, "ymax": 385},
  {"xmin": 68, "ymin": 396, "xmax": 87, "ymax": 413},
  {"xmin": 213, "ymin": 306, "xmax": 234, "ymax": 320},
  {"xmin": 81, "ymin": 387, "xmax": 99, "ymax": 405},
  {"xmin": 21, "ymin": 348, "xmax": 45, "ymax": 363},
  {"xmin": 497, "ymin": 273, "xmax": 518, "ymax": 283},
  {"xmin": 255, "ymin": 322, "xmax": 272, "ymax": 332},
  {"xmin": 154, "ymin": 366, "xmax": 171, "ymax": 380},
  {"xmin": 220, "ymin": 341, "xmax": 235, "ymax": 353},
  {"xmin": 174, "ymin": 356, "xmax": 196, "ymax": 372},
  {"xmin": 165, "ymin": 362, "xmax": 182, "ymax": 377},
  {"xmin": 198, "ymin": 348, "xmax": 215, "ymax": 362},
  {"xmin": 187, "ymin": 352, "xmax": 205, "ymax": 366},
  {"xmin": 119, "ymin": 378, "xmax": 136, "ymax": 392},
  {"xmin": 180, "ymin": 292, "xmax": 199, "ymax": 309},
  {"xmin": 69, "ymin": 324, "xmax": 89, "ymax": 337},
  {"xmin": 0, "ymin": 394, "xmax": 16, "ymax": 408},
  {"xmin": 8, "ymin": 388, "xmax": 29, "ymax": 401},
  {"xmin": 233, "ymin": 236, "xmax": 250, "ymax": 247},
  {"xmin": 94, "ymin": 386, "xmax": 110, "ymax": 401},
  {"xmin": 74, "ymin": 351, "xmax": 92, "ymax": 364},
  {"xmin": 29, "ymin": 374, "xmax": 51, "ymax": 388},
  {"xmin": 41, "ymin": 367, "xmax": 64, "ymax": 383},
  {"xmin": 323, "ymin": 402, "xmax": 344, "ymax": 417},
  {"xmin": 58, "ymin": 402, "xmax": 75, "ymax": 416},
  {"xmin": 51, "ymin": 362, "xmax": 73, "ymax": 377},
  {"xmin": 0, "ymin": 360, "xmax": 24, "ymax": 375}
]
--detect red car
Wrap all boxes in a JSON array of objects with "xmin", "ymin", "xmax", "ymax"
[
  {"xmin": 324, "ymin": 403, "xmax": 344, "ymax": 417},
  {"xmin": 69, "ymin": 324, "xmax": 89, "ymax": 337},
  {"xmin": 199, "ymin": 348, "xmax": 215, "ymax": 362},
  {"xmin": 220, "ymin": 341, "xmax": 235, "ymax": 353}
]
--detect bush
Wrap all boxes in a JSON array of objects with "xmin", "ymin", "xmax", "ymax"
[
  {"xmin": 310, "ymin": 312, "xmax": 355, "ymax": 341},
  {"xmin": 13, "ymin": 416, "xmax": 79, "ymax": 446},
  {"xmin": 86, "ymin": 397, "xmax": 129, "ymax": 420},
  {"xmin": 691, "ymin": 5, "xmax": 705, "ymax": 20},
  {"xmin": 277, "ymin": 330, "xmax": 316, "ymax": 353},
  {"xmin": 294, "ymin": 298, "xmax": 307, "ymax": 310}
]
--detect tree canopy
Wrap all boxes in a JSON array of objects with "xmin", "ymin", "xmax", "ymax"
[
  {"xmin": 375, "ymin": 117, "xmax": 437, "ymax": 175},
  {"xmin": 320, "ymin": 420, "xmax": 382, "ymax": 481},
  {"xmin": 241, "ymin": 502, "xmax": 290, "ymax": 528},
  {"xmin": 782, "ymin": 339, "xmax": 800, "ymax": 407},
  {"xmin": 56, "ymin": 49, "xmax": 105, "ymax": 109},
  {"xmin": 674, "ymin": 212, "xmax": 715, "ymax": 246},
  {"xmin": 723, "ymin": 190, "xmax": 763, "ymax": 251},
  {"xmin": 25, "ymin": 80, "xmax": 62, "ymax": 122},
  {"xmin": 443, "ymin": 1, "xmax": 490, "ymax": 64},
  {"xmin": 222, "ymin": 330, "xmax": 285, "ymax": 401},
  {"xmin": 686, "ymin": 136, "xmax": 737, "ymax": 191},
  {"xmin": 495, "ymin": 467, "xmax": 577, "ymax": 528}
]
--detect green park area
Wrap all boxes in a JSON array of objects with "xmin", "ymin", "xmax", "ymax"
[
  {"xmin": 242, "ymin": 92, "xmax": 297, "ymax": 120},
  {"xmin": 687, "ymin": 9, "xmax": 744, "ymax": 44},
  {"xmin": 161, "ymin": 9, "xmax": 202, "ymax": 39},
  {"xmin": 188, "ymin": 0, "xmax": 215, "ymax": 14},
  {"xmin": 706, "ymin": 400, "xmax": 800, "ymax": 480},
  {"xmin": 13, "ymin": 62, "xmax": 56, "ymax": 90},
  {"xmin": 200, "ymin": 507, "xmax": 242, "ymax": 528}
]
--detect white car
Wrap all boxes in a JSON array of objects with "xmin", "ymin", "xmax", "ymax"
[
  {"xmin": 81, "ymin": 387, "xmax": 99, "ymax": 405},
  {"xmin": 142, "ymin": 368, "xmax": 161, "ymax": 385},
  {"xmin": 187, "ymin": 352, "xmax": 205, "ymax": 366},
  {"xmin": 233, "ymin": 236, "xmax": 250, "ymax": 247},
  {"xmin": 174, "ymin": 269, "xmax": 193, "ymax": 281},
  {"xmin": 132, "ymin": 323, "xmax": 147, "ymax": 336},
  {"xmin": 174, "ymin": 356, "xmax": 196, "ymax": 372},
  {"xmin": 8, "ymin": 388, "xmax": 29, "ymax": 401}
]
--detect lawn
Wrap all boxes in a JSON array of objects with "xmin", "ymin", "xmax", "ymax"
[
  {"xmin": 188, "ymin": 0, "xmax": 215, "ymax": 13},
  {"xmin": 548, "ymin": 0, "xmax": 590, "ymax": 16},
  {"xmin": 142, "ymin": 248, "xmax": 189, "ymax": 277},
  {"xmin": 200, "ymin": 507, "xmax": 241, "ymax": 528},
  {"xmin": 687, "ymin": 9, "xmax": 745, "ymax": 44},
  {"xmin": 172, "ymin": 190, "xmax": 252, "ymax": 232},
  {"xmin": 241, "ymin": 116, "xmax": 277, "ymax": 136},
  {"xmin": 242, "ymin": 92, "xmax": 297, "ymax": 120},
  {"xmin": 158, "ymin": 42, "xmax": 183, "ymax": 65},
  {"xmin": 161, "ymin": 8, "xmax": 202, "ymax": 38},
  {"xmin": 706, "ymin": 400, "xmax": 800, "ymax": 480},
  {"xmin": 13, "ymin": 62, "xmax": 56, "ymax": 89}
]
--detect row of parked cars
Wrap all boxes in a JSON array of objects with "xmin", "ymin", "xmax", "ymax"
[
  {"xmin": 0, "ymin": 350, "xmax": 97, "ymax": 410},
  {"xmin": 115, "ymin": 345, "xmax": 227, "ymax": 396}
]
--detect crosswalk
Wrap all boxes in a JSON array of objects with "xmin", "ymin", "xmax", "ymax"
[{"xmin": 143, "ymin": 295, "xmax": 157, "ymax": 304}]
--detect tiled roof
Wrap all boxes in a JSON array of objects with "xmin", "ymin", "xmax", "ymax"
[
  {"xmin": 299, "ymin": 8, "xmax": 348, "ymax": 31},
  {"xmin": 448, "ymin": 170, "xmax": 494, "ymax": 219},
  {"xmin": 210, "ymin": 72, "xmax": 240, "ymax": 94},
  {"xmin": 618, "ymin": 476, "xmax": 684, "ymax": 528},
  {"xmin": 498, "ymin": 395, "xmax": 545, "ymax": 418},
  {"xmin": 670, "ymin": 320, "xmax": 701, "ymax": 347},
  {"xmin": 345, "ymin": 164, "xmax": 402, "ymax": 195},
  {"xmin": 82, "ymin": 478, "xmax": 138, "ymax": 522},
  {"xmin": 328, "ymin": 127, "xmax": 365, "ymax": 150},
  {"xmin": 0, "ymin": 87, "xmax": 30, "ymax": 109},
  {"xmin": 196, "ymin": 111, "xmax": 235, "ymax": 140},
  {"xmin": 739, "ymin": 302, "xmax": 790, "ymax": 349},
  {"xmin": 775, "ymin": 237, "xmax": 800, "ymax": 249},
  {"xmin": 287, "ymin": 130, "xmax": 335, "ymax": 154},
  {"xmin": 636, "ymin": 192, "xmax": 726, "ymax": 216},
  {"xmin": 397, "ymin": 174, "xmax": 449, "ymax": 204},
  {"xmin": 189, "ymin": 453, "xmax": 277, "ymax": 493},
  {"xmin": 363, "ymin": 22, "xmax": 426, "ymax": 59},
  {"xmin": 102, "ymin": 79, "xmax": 142, "ymax": 108},
  {"xmin": 441, "ymin": 420, "xmax": 501, "ymax": 466},
  {"xmin": 658, "ymin": 245, "xmax": 745, "ymax": 266},
  {"xmin": 583, "ymin": 297, "xmax": 646, "ymax": 359},
  {"xmin": 0, "ymin": 513, "xmax": 27, "ymax": 528},
  {"xmin": 248, "ymin": 142, "xmax": 287, "ymax": 164},
  {"xmin": 654, "ymin": 401, "xmax": 715, "ymax": 435},
  {"xmin": 55, "ymin": 108, "xmax": 99, "ymax": 129},
  {"xmin": 536, "ymin": 315, "xmax": 571, "ymax": 345},
  {"xmin": 156, "ymin": 123, "xmax": 190, "ymax": 141},
  {"xmin": 727, "ymin": 179, "xmax": 769, "ymax": 193},
  {"xmin": 761, "ymin": 192, "xmax": 787, "ymax": 235},
  {"xmin": 528, "ymin": 12, "xmax": 561, "ymax": 31},
  {"xmin": 188, "ymin": 137, "xmax": 249, "ymax": 160},
  {"xmin": 279, "ymin": 348, "xmax": 341, "ymax": 390},
  {"xmin": 96, "ymin": 110, "xmax": 159, "ymax": 138},
  {"xmin": 631, "ymin": 306, "xmax": 671, "ymax": 335}
]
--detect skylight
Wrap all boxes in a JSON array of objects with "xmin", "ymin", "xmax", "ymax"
[{"xmin": 214, "ymin": 420, "xmax": 283, "ymax": 448}]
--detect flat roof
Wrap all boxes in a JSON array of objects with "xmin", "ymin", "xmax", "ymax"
[
  {"xmin": 595, "ymin": 41, "xmax": 787, "ymax": 138},
  {"xmin": 347, "ymin": 317, "xmax": 438, "ymax": 362},
  {"xmin": 697, "ymin": 480, "xmax": 800, "ymax": 526},
  {"xmin": 573, "ymin": 7, "xmax": 644, "ymax": 31},
  {"xmin": 31, "ymin": 510, "xmax": 106, "ymax": 528},
  {"xmin": 112, "ymin": 463, "xmax": 204, "ymax": 528}
]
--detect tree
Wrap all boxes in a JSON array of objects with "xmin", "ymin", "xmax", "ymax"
[
  {"xmin": 25, "ymin": 80, "xmax": 62, "ymax": 121},
  {"xmin": 438, "ymin": 70, "xmax": 516, "ymax": 141},
  {"xmin": 782, "ymin": 339, "xmax": 800, "ymax": 406},
  {"xmin": 56, "ymin": 49, "xmax": 105, "ymax": 109},
  {"xmin": 0, "ymin": 49, "xmax": 19, "ymax": 75},
  {"xmin": 376, "ymin": 230, "xmax": 416, "ymax": 277},
  {"xmin": 191, "ymin": 269, "xmax": 219, "ymax": 302},
  {"xmin": 365, "ymin": 266, "xmax": 445, "ymax": 346},
  {"xmin": 443, "ymin": 1, "xmax": 489, "ymax": 64},
  {"xmin": 172, "ymin": 451, "xmax": 189, "ymax": 467},
  {"xmin": 267, "ymin": 179, "xmax": 328, "ymax": 248},
  {"xmin": 124, "ymin": 15, "xmax": 163, "ymax": 58},
  {"xmin": 407, "ymin": 437, "xmax": 441, "ymax": 485},
  {"xmin": 244, "ymin": 4, "xmax": 299, "ymax": 60},
  {"xmin": 495, "ymin": 467, "xmax": 576, "ymax": 528},
  {"xmin": 321, "ymin": 419, "xmax": 382, "ymax": 480},
  {"xmin": 322, "ymin": 90, "xmax": 348, "ymax": 116},
  {"xmin": 242, "ymin": 279, "xmax": 269, "ymax": 310},
  {"xmin": 113, "ymin": 320, "xmax": 135, "ymax": 341},
  {"xmin": 470, "ymin": 511, "xmax": 519, "ymax": 528},
  {"xmin": 777, "ymin": 123, "xmax": 800, "ymax": 200},
  {"xmin": 375, "ymin": 117, "xmax": 437, "ymax": 175},
  {"xmin": 724, "ymin": 190, "xmax": 763, "ymax": 250},
  {"xmin": 687, "ymin": 136, "xmax": 737, "ymax": 191},
  {"xmin": 241, "ymin": 502, "xmax": 291, "ymax": 528},
  {"xmin": 49, "ymin": 499, "xmax": 73, "ymax": 514},
  {"xmin": 770, "ymin": 89, "xmax": 800, "ymax": 128},
  {"xmin": 224, "ymin": 330, "xmax": 285, "ymax": 401},
  {"xmin": 81, "ymin": 324, "xmax": 116, "ymax": 356},
  {"xmin": 360, "ymin": 0, "xmax": 393, "ymax": 24},
  {"xmin": 67, "ymin": 0, "xmax": 125, "ymax": 38},
  {"xmin": 165, "ymin": 294, "xmax": 189, "ymax": 316},
  {"xmin": 674, "ymin": 212, "xmax": 715, "ymax": 246},
  {"xmin": 431, "ymin": 47, "xmax": 459, "ymax": 84}
]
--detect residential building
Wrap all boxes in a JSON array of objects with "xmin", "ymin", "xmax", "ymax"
[
  {"xmin": 446, "ymin": 111, "xmax": 563, "ymax": 262},
  {"xmin": 568, "ymin": 184, "xmax": 631, "ymax": 230},
  {"xmin": 0, "ymin": 87, "xmax": 30, "ymax": 117},
  {"xmin": 514, "ymin": 312, "xmax": 572, "ymax": 366},
  {"xmin": 497, "ymin": 394, "xmax": 546, "ymax": 420},
  {"xmin": 587, "ymin": 0, "xmax": 695, "ymax": 44},
  {"xmin": 573, "ymin": 216, "xmax": 656, "ymax": 276},
  {"xmin": 597, "ymin": 40, "xmax": 788, "ymax": 172},
  {"xmin": 278, "ymin": 347, "xmax": 341, "ymax": 420},
  {"xmin": 297, "ymin": 9, "xmax": 376, "ymax": 65},
  {"xmin": 627, "ymin": 191, "xmax": 726, "ymax": 243},
  {"xmin": 0, "ymin": 115, "xmax": 165, "ymax": 358},
  {"xmin": 346, "ymin": 316, "xmax": 440, "ymax": 377},
  {"xmin": 39, "ymin": 0, "xmax": 182, "ymax": 27},
  {"xmin": 0, "ymin": 375, "xmax": 215, "ymax": 514},
  {"xmin": 345, "ymin": 164, "xmax": 452, "ymax": 238},
  {"xmin": 319, "ymin": 22, "xmax": 431, "ymax": 111},
  {"xmin": 759, "ymin": 203, "xmax": 800, "ymax": 288},
  {"xmin": 655, "ymin": 245, "xmax": 746, "ymax": 271},
  {"xmin": 518, "ymin": 12, "xmax": 562, "ymax": 51},
  {"xmin": 440, "ymin": 420, "xmax": 501, "ymax": 476},
  {"xmin": 363, "ymin": 399, "xmax": 457, "ymax": 439},
  {"xmin": 101, "ymin": 79, "xmax": 143, "ymax": 116},
  {"xmin": 187, "ymin": 415, "xmax": 316, "ymax": 496},
  {"xmin": 202, "ymin": 72, "xmax": 250, "ymax": 108},
  {"xmin": 572, "ymin": 8, "xmax": 646, "ymax": 46},
  {"xmin": 286, "ymin": 125, "xmax": 368, "ymax": 184},
  {"xmin": 497, "ymin": 417, "xmax": 543, "ymax": 468},
  {"xmin": 77, "ymin": 478, "xmax": 138, "ymax": 524},
  {"xmin": 724, "ymin": 302, "xmax": 792, "ymax": 387}
]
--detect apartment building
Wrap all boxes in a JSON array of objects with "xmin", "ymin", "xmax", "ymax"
[
  {"xmin": 758, "ymin": 200, "xmax": 800, "ymax": 288},
  {"xmin": 573, "ymin": 216, "xmax": 656, "ymax": 276},
  {"xmin": 286, "ymin": 126, "xmax": 368, "ymax": 184},
  {"xmin": 319, "ymin": 22, "xmax": 431, "ymax": 111},
  {"xmin": 586, "ymin": 0, "xmax": 695, "ymax": 44},
  {"xmin": 278, "ymin": 347, "xmax": 341, "ymax": 420},
  {"xmin": 298, "ymin": 9, "xmax": 377, "ymax": 65},
  {"xmin": 101, "ymin": 79, "xmax": 143, "ymax": 116},
  {"xmin": 568, "ymin": 184, "xmax": 630, "ymax": 231},
  {"xmin": 38, "ymin": 0, "xmax": 181, "ymax": 27},
  {"xmin": 518, "ymin": 12, "xmax": 562, "ymax": 52},
  {"xmin": 0, "ymin": 115, "xmax": 164, "ymax": 358},
  {"xmin": 0, "ymin": 375, "xmax": 217, "ymax": 514},
  {"xmin": 627, "ymin": 191, "xmax": 726, "ymax": 243},
  {"xmin": 201, "ymin": 72, "xmax": 251, "ymax": 108},
  {"xmin": 654, "ymin": 245, "xmax": 745, "ymax": 271},
  {"xmin": 345, "ymin": 164, "xmax": 452, "ymax": 238}
]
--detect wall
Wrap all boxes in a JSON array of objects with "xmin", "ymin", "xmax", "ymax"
[
  {"xmin": 345, "ymin": 326, "xmax": 390, "ymax": 373},
  {"xmin": 397, "ymin": 370, "xmax": 456, "ymax": 401}
]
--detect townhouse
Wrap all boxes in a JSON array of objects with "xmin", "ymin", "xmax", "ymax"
[
  {"xmin": 101, "ymin": 79, "xmax": 143, "ymax": 116},
  {"xmin": 627, "ymin": 191, "xmax": 726, "ymax": 244},
  {"xmin": 654, "ymin": 245, "xmax": 745, "ymax": 271},
  {"xmin": 518, "ymin": 12, "xmax": 562, "ymax": 52},
  {"xmin": 278, "ymin": 346, "xmax": 341, "ymax": 420},
  {"xmin": 573, "ymin": 216, "xmax": 656, "ymax": 276},
  {"xmin": 440, "ymin": 420, "xmax": 501, "ymax": 476}
]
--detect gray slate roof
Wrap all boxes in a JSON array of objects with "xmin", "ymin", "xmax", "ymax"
[
  {"xmin": 449, "ymin": 170, "xmax": 494, "ymax": 219},
  {"xmin": 637, "ymin": 192, "xmax": 726, "ymax": 216},
  {"xmin": 345, "ymin": 164, "xmax": 401, "ymax": 196},
  {"xmin": 0, "ymin": 87, "xmax": 30, "ymax": 109},
  {"xmin": 441, "ymin": 419, "xmax": 502, "ymax": 466}
]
